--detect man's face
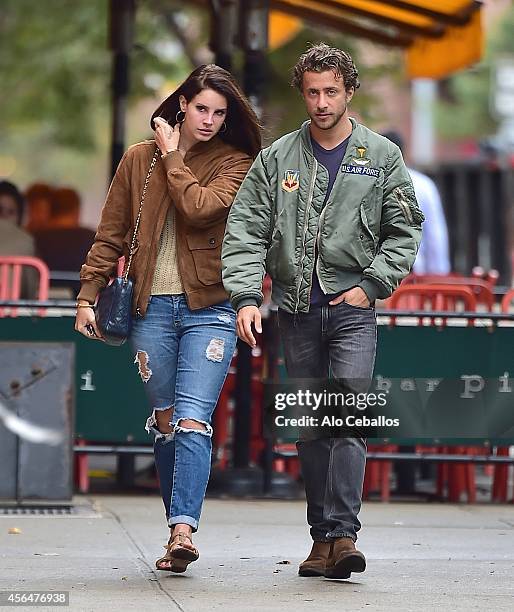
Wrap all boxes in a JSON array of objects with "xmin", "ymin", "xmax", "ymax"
[
  {"xmin": 0, "ymin": 195, "xmax": 19, "ymax": 225},
  {"xmin": 301, "ymin": 70, "xmax": 354, "ymax": 131}
]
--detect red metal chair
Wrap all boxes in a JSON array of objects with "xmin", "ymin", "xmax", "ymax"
[
  {"xmin": 402, "ymin": 275, "xmax": 494, "ymax": 311},
  {"xmin": 435, "ymin": 445, "xmax": 478, "ymax": 503},
  {"xmin": 500, "ymin": 288, "xmax": 514, "ymax": 313},
  {"xmin": 362, "ymin": 443, "xmax": 398, "ymax": 502},
  {"xmin": 212, "ymin": 333, "xmax": 266, "ymax": 471},
  {"xmin": 74, "ymin": 438, "xmax": 90, "ymax": 494},
  {"xmin": 0, "ymin": 255, "xmax": 50, "ymax": 317},
  {"xmin": 471, "ymin": 266, "xmax": 499, "ymax": 287},
  {"xmin": 389, "ymin": 284, "xmax": 477, "ymax": 326},
  {"xmin": 212, "ymin": 358, "xmax": 236, "ymax": 470}
]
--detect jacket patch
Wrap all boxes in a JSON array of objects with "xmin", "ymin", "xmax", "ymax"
[
  {"xmin": 341, "ymin": 164, "xmax": 380, "ymax": 178},
  {"xmin": 352, "ymin": 146, "xmax": 371, "ymax": 166},
  {"xmin": 281, "ymin": 170, "xmax": 300, "ymax": 192}
]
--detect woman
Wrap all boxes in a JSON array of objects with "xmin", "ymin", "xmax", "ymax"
[{"xmin": 75, "ymin": 64, "xmax": 261, "ymax": 572}]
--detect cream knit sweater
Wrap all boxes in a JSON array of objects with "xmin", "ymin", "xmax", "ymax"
[{"xmin": 150, "ymin": 205, "xmax": 184, "ymax": 295}]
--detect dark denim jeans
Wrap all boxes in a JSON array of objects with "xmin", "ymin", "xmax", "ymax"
[{"xmin": 278, "ymin": 301, "xmax": 377, "ymax": 542}]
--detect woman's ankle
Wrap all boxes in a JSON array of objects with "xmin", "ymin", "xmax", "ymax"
[{"xmin": 171, "ymin": 523, "xmax": 193, "ymax": 537}]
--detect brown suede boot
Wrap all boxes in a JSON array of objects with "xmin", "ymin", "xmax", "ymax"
[
  {"xmin": 298, "ymin": 541, "xmax": 333, "ymax": 577},
  {"xmin": 324, "ymin": 537, "xmax": 366, "ymax": 579}
]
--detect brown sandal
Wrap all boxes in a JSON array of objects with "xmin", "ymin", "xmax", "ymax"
[{"xmin": 155, "ymin": 533, "xmax": 199, "ymax": 573}]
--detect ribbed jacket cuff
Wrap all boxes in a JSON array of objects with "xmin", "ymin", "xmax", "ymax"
[
  {"xmin": 358, "ymin": 278, "xmax": 382, "ymax": 303},
  {"xmin": 234, "ymin": 297, "xmax": 260, "ymax": 312}
]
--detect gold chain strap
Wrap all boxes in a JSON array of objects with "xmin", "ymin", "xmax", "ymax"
[{"xmin": 123, "ymin": 148, "xmax": 159, "ymax": 284}]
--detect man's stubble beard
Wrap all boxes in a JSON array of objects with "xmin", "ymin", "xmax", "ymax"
[{"xmin": 310, "ymin": 103, "xmax": 347, "ymax": 131}]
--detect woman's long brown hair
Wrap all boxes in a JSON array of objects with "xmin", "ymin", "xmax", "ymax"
[{"xmin": 151, "ymin": 64, "xmax": 261, "ymax": 158}]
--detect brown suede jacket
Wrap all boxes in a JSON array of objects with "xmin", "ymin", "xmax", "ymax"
[{"xmin": 78, "ymin": 137, "xmax": 253, "ymax": 315}]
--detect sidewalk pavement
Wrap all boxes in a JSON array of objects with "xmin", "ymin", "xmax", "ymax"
[{"xmin": 1, "ymin": 496, "xmax": 514, "ymax": 611}]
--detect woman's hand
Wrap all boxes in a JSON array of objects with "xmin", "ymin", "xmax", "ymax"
[
  {"xmin": 74, "ymin": 302, "xmax": 104, "ymax": 341},
  {"xmin": 154, "ymin": 117, "xmax": 180, "ymax": 155}
]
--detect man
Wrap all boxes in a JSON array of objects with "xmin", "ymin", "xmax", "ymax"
[
  {"xmin": 0, "ymin": 180, "xmax": 38, "ymax": 298},
  {"xmin": 222, "ymin": 44, "xmax": 423, "ymax": 579},
  {"xmin": 24, "ymin": 182, "xmax": 52, "ymax": 232},
  {"xmin": 33, "ymin": 187, "xmax": 95, "ymax": 295},
  {"xmin": 382, "ymin": 131, "xmax": 450, "ymax": 274}
]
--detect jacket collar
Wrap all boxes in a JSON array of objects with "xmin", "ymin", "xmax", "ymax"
[
  {"xmin": 300, "ymin": 117, "xmax": 371, "ymax": 163},
  {"xmin": 185, "ymin": 135, "xmax": 223, "ymax": 161}
]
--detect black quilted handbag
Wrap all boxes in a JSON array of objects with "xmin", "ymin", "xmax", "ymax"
[
  {"xmin": 95, "ymin": 149, "xmax": 159, "ymax": 346},
  {"xmin": 95, "ymin": 276, "xmax": 134, "ymax": 346}
]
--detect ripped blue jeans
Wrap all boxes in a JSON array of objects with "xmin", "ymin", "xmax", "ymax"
[{"xmin": 130, "ymin": 295, "xmax": 236, "ymax": 531}]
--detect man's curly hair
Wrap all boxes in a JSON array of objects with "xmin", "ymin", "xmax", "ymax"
[{"xmin": 291, "ymin": 43, "xmax": 360, "ymax": 92}]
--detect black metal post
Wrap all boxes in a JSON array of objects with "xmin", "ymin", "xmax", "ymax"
[
  {"xmin": 207, "ymin": 0, "xmax": 299, "ymax": 497},
  {"xmin": 230, "ymin": 0, "xmax": 269, "ymax": 490},
  {"xmin": 208, "ymin": 1, "xmax": 269, "ymax": 496},
  {"xmin": 208, "ymin": 0, "xmax": 239, "ymax": 71},
  {"xmin": 109, "ymin": 0, "xmax": 135, "ymax": 180},
  {"xmin": 233, "ymin": 341, "xmax": 252, "ymax": 468},
  {"xmin": 240, "ymin": 0, "xmax": 269, "ymax": 117},
  {"xmin": 109, "ymin": 1, "xmax": 136, "ymax": 485}
]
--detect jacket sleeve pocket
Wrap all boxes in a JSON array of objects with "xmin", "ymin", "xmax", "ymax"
[{"xmin": 393, "ymin": 183, "xmax": 425, "ymax": 226}]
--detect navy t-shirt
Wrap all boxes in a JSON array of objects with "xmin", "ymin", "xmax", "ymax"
[{"xmin": 310, "ymin": 134, "xmax": 350, "ymax": 306}]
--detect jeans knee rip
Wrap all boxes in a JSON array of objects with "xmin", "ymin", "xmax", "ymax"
[
  {"xmin": 145, "ymin": 408, "xmax": 174, "ymax": 442},
  {"xmin": 205, "ymin": 337, "xmax": 225, "ymax": 362},
  {"xmin": 134, "ymin": 350, "xmax": 152, "ymax": 383},
  {"xmin": 172, "ymin": 418, "xmax": 213, "ymax": 437}
]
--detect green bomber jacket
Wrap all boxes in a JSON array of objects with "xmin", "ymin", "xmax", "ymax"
[{"xmin": 222, "ymin": 118, "xmax": 424, "ymax": 314}]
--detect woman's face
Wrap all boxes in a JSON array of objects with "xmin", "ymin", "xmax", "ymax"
[{"xmin": 179, "ymin": 88, "xmax": 227, "ymax": 143}]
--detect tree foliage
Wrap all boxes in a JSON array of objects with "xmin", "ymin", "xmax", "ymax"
[{"xmin": 0, "ymin": 0, "xmax": 190, "ymax": 151}]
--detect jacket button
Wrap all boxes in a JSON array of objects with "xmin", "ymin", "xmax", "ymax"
[
  {"xmin": 209, "ymin": 238, "xmax": 216, "ymax": 245},
  {"xmin": 359, "ymin": 234, "xmax": 364, "ymax": 240}
]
